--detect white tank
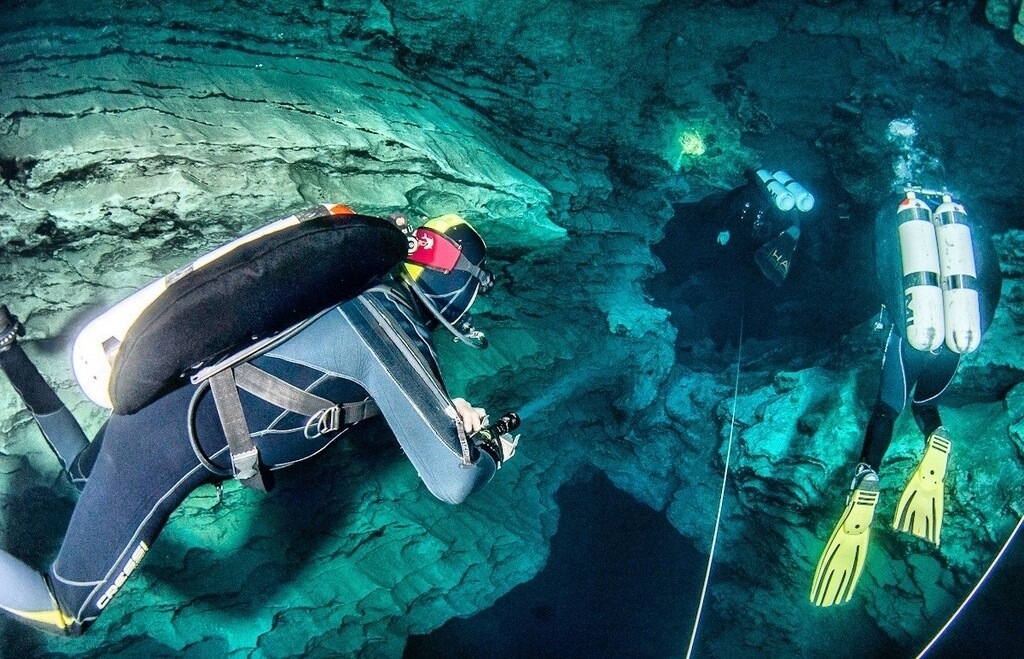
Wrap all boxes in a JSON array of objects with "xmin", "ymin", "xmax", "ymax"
[
  {"xmin": 933, "ymin": 195, "xmax": 983, "ymax": 353},
  {"xmin": 772, "ymin": 170, "xmax": 815, "ymax": 212},
  {"xmin": 755, "ymin": 169, "xmax": 796, "ymax": 211},
  {"xmin": 896, "ymin": 191, "xmax": 944, "ymax": 352}
]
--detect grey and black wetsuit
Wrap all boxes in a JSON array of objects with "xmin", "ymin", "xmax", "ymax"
[{"xmin": 0, "ymin": 284, "xmax": 496, "ymax": 635}]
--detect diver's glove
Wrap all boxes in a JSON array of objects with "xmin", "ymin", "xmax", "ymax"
[
  {"xmin": 453, "ymin": 397, "xmax": 488, "ymax": 434},
  {"xmin": 470, "ymin": 412, "xmax": 521, "ymax": 469}
]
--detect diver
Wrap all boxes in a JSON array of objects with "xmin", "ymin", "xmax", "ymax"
[
  {"xmin": 0, "ymin": 209, "xmax": 520, "ymax": 635},
  {"xmin": 714, "ymin": 168, "xmax": 814, "ymax": 288},
  {"xmin": 810, "ymin": 188, "xmax": 1002, "ymax": 607}
]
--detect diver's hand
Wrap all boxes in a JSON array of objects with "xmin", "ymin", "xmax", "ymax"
[{"xmin": 453, "ymin": 398, "xmax": 488, "ymax": 434}]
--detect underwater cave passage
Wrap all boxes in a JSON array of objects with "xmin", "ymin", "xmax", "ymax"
[
  {"xmin": 403, "ymin": 471, "xmax": 704, "ymax": 658},
  {"xmin": 648, "ymin": 180, "xmax": 877, "ymax": 356}
]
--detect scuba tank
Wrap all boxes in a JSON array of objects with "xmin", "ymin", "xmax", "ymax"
[
  {"xmin": 896, "ymin": 191, "xmax": 945, "ymax": 352},
  {"xmin": 772, "ymin": 170, "xmax": 815, "ymax": 212},
  {"xmin": 933, "ymin": 195, "xmax": 983, "ymax": 353},
  {"xmin": 753, "ymin": 169, "xmax": 796, "ymax": 211},
  {"xmin": 747, "ymin": 168, "xmax": 816, "ymax": 214}
]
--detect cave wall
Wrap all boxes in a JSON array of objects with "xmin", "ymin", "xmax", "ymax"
[
  {"xmin": 2, "ymin": 0, "xmax": 1024, "ymax": 656},
  {"xmin": 985, "ymin": 0, "xmax": 1024, "ymax": 44}
]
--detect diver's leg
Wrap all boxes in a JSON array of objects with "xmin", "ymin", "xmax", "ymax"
[
  {"xmin": 65, "ymin": 423, "xmax": 106, "ymax": 488},
  {"xmin": 857, "ymin": 328, "xmax": 909, "ymax": 473},
  {"xmin": 858, "ymin": 402, "xmax": 898, "ymax": 473},
  {"xmin": 38, "ymin": 385, "xmax": 222, "ymax": 635},
  {"xmin": 911, "ymin": 404, "xmax": 943, "ymax": 438},
  {"xmin": 0, "ymin": 550, "xmax": 72, "ymax": 634},
  {"xmin": 910, "ymin": 348, "xmax": 960, "ymax": 437},
  {"xmin": 0, "ymin": 305, "xmax": 89, "ymax": 475},
  {"xmin": 811, "ymin": 330, "xmax": 897, "ymax": 607}
]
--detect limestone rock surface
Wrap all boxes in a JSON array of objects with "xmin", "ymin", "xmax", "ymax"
[{"xmin": 2, "ymin": 0, "xmax": 1023, "ymax": 657}]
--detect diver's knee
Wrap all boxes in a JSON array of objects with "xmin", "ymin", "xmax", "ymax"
[
  {"xmin": 427, "ymin": 479, "xmax": 474, "ymax": 505},
  {"xmin": 870, "ymin": 401, "xmax": 899, "ymax": 423}
]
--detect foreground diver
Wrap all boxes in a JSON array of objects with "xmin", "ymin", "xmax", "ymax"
[
  {"xmin": 810, "ymin": 188, "xmax": 1001, "ymax": 607},
  {"xmin": 0, "ymin": 205, "xmax": 520, "ymax": 635}
]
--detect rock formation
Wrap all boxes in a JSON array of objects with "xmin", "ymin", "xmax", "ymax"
[{"xmin": 2, "ymin": 0, "xmax": 1023, "ymax": 656}]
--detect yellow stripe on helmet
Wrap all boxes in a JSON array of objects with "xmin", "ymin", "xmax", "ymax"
[
  {"xmin": 404, "ymin": 262, "xmax": 425, "ymax": 281},
  {"xmin": 423, "ymin": 214, "xmax": 467, "ymax": 233}
]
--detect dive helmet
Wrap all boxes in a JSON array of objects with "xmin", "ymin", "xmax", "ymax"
[{"xmin": 402, "ymin": 214, "xmax": 493, "ymax": 348}]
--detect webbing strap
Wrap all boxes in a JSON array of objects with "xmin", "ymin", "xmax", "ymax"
[
  {"xmin": 232, "ymin": 362, "xmax": 380, "ymax": 426},
  {"xmin": 202, "ymin": 362, "xmax": 380, "ymax": 490},
  {"xmin": 234, "ymin": 363, "xmax": 333, "ymax": 416},
  {"xmin": 209, "ymin": 370, "xmax": 267, "ymax": 492}
]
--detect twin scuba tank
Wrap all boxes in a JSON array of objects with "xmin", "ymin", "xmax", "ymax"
[
  {"xmin": 745, "ymin": 169, "xmax": 814, "ymax": 287},
  {"xmin": 896, "ymin": 190, "xmax": 982, "ymax": 354},
  {"xmin": 753, "ymin": 169, "xmax": 816, "ymax": 213}
]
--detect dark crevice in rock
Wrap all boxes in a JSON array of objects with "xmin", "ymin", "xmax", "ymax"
[
  {"xmin": 0, "ymin": 156, "xmax": 36, "ymax": 183},
  {"xmin": 403, "ymin": 470, "xmax": 705, "ymax": 659}
]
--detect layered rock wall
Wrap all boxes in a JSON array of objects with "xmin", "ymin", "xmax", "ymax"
[{"xmin": 2, "ymin": 0, "xmax": 1023, "ymax": 656}]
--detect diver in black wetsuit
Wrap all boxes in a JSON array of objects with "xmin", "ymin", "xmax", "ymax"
[
  {"xmin": 857, "ymin": 192, "xmax": 1001, "ymax": 484},
  {"xmin": 713, "ymin": 169, "xmax": 812, "ymax": 289},
  {"xmin": 810, "ymin": 188, "xmax": 1002, "ymax": 608},
  {"xmin": 0, "ymin": 212, "xmax": 519, "ymax": 636}
]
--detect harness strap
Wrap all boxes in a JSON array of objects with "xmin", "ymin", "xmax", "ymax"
[
  {"xmin": 201, "ymin": 362, "xmax": 380, "ymax": 490},
  {"xmin": 234, "ymin": 362, "xmax": 333, "ymax": 416},
  {"xmin": 209, "ymin": 369, "xmax": 268, "ymax": 492},
  {"xmin": 233, "ymin": 362, "xmax": 379, "ymax": 428}
]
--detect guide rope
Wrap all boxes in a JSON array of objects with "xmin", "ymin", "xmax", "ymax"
[
  {"xmin": 916, "ymin": 510, "xmax": 1024, "ymax": 658},
  {"xmin": 685, "ymin": 314, "xmax": 744, "ymax": 659}
]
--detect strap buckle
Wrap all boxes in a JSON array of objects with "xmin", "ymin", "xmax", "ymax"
[
  {"xmin": 305, "ymin": 406, "xmax": 341, "ymax": 439},
  {"xmin": 231, "ymin": 447, "xmax": 261, "ymax": 481}
]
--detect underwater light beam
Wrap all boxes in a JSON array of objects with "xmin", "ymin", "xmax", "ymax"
[
  {"xmin": 518, "ymin": 360, "xmax": 608, "ymax": 422},
  {"xmin": 679, "ymin": 130, "xmax": 706, "ymax": 157}
]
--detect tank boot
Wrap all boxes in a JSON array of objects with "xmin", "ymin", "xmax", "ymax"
[
  {"xmin": 893, "ymin": 427, "xmax": 951, "ymax": 546},
  {"xmin": 0, "ymin": 550, "xmax": 73, "ymax": 635},
  {"xmin": 810, "ymin": 465, "xmax": 879, "ymax": 607}
]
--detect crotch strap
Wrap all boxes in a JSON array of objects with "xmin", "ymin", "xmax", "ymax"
[
  {"xmin": 205, "ymin": 363, "xmax": 379, "ymax": 491},
  {"xmin": 209, "ymin": 369, "xmax": 267, "ymax": 492}
]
